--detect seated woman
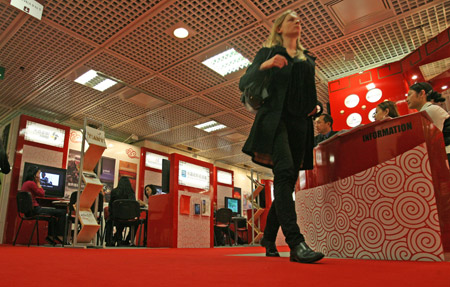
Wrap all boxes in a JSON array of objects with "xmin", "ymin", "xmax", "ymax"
[
  {"xmin": 374, "ymin": 101, "xmax": 399, "ymax": 121},
  {"xmin": 21, "ymin": 164, "xmax": 66, "ymax": 245},
  {"xmin": 105, "ymin": 176, "xmax": 139, "ymax": 246}
]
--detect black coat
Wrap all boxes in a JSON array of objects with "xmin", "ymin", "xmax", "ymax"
[
  {"xmin": 314, "ymin": 130, "xmax": 339, "ymax": 146},
  {"xmin": 240, "ymin": 46, "xmax": 317, "ymax": 169}
]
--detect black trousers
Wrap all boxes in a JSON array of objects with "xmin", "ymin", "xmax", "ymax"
[
  {"xmin": 34, "ymin": 206, "xmax": 66, "ymax": 237},
  {"xmin": 263, "ymin": 116, "xmax": 307, "ymax": 249}
]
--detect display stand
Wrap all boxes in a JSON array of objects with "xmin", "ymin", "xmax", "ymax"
[
  {"xmin": 73, "ymin": 120, "xmax": 106, "ymax": 246},
  {"xmin": 246, "ymin": 171, "xmax": 265, "ymax": 245}
]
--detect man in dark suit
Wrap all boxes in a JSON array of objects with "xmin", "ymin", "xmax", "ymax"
[{"xmin": 314, "ymin": 113, "xmax": 338, "ymax": 146}]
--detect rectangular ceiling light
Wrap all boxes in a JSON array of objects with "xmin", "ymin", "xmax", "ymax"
[
  {"xmin": 202, "ymin": 48, "xmax": 250, "ymax": 76},
  {"xmin": 74, "ymin": 69, "xmax": 118, "ymax": 92},
  {"xmin": 194, "ymin": 120, "xmax": 227, "ymax": 133}
]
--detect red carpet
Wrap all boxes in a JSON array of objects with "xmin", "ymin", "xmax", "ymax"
[{"xmin": 1, "ymin": 245, "xmax": 449, "ymax": 287}]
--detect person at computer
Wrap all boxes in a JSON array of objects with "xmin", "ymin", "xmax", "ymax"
[
  {"xmin": 314, "ymin": 113, "xmax": 338, "ymax": 146},
  {"xmin": 406, "ymin": 82, "xmax": 450, "ymax": 161},
  {"xmin": 239, "ymin": 10, "xmax": 324, "ymax": 263},
  {"xmin": 374, "ymin": 101, "xmax": 399, "ymax": 121},
  {"xmin": 106, "ymin": 176, "xmax": 139, "ymax": 246},
  {"xmin": 21, "ymin": 164, "xmax": 66, "ymax": 245}
]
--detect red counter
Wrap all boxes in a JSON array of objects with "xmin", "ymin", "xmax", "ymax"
[{"xmin": 298, "ymin": 112, "xmax": 450, "ymax": 261}]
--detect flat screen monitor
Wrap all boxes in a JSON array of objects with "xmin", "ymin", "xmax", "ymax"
[
  {"xmin": 161, "ymin": 159, "xmax": 170, "ymax": 194},
  {"xmin": 23, "ymin": 162, "xmax": 67, "ymax": 198},
  {"xmin": 225, "ymin": 197, "xmax": 241, "ymax": 216}
]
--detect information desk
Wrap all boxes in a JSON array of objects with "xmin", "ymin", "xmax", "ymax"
[{"xmin": 298, "ymin": 112, "xmax": 450, "ymax": 261}]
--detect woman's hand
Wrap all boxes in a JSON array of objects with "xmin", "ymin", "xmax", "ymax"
[
  {"xmin": 307, "ymin": 106, "xmax": 318, "ymax": 117},
  {"xmin": 260, "ymin": 55, "xmax": 288, "ymax": 70}
]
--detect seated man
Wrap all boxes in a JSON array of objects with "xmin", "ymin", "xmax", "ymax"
[{"xmin": 314, "ymin": 113, "xmax": 339, "ymax": 146}]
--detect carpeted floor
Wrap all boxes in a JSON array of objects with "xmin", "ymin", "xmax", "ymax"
[{"xmin": 1, "ymin": 244, "xmax": 449, "ymax": 287}]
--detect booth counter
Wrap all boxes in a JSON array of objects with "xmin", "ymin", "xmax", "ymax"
[{"xmin": 298, "ymin": 112, "xmax": 450, "ymax": 261}]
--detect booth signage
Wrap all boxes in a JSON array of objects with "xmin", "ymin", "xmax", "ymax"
[
  {"xmin": 24, "ymin": 121, "xmax": 65, "ymax": 148},
  {"xmin": 178, "ymin": 161, "xmax": 210, "ymax": 190},
  {"xmin": 217, "ymin": 170, "xmax": 232, "ymax": 185},
  {"xmin": 145, "ymin": 152, "xmax": 168, "ymax": 170},
  {"xmin": 85, "ymin": 126, "xmax": 106, "ymax": 147},
  {"xmin": 10, "ymin": 0, "xmax": 43, "ymax": 20}
]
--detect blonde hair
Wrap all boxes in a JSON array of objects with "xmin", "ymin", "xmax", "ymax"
[{"xmin": 263, "ymin": 10, "xmax": 306, "ymax": 60}]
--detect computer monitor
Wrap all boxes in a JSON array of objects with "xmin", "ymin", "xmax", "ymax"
[
  {"xmin": 161, "ymin": 159, "xmax": 170, "ymax": 194},
  {"xmin": 23, "ymin": 162, "xmax": 67, "ymax": 198},
  {"xmin": 225, "ymin": 197, "xmax": 241, "ymax": 216}
]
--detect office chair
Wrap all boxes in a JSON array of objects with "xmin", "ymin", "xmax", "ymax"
[
  {"xmin": 13, "ymin": 191, "xmax": 54, "ymax": 247},
  {"xmin": 110, "ymin": 199, "xmax": 140, "ymax": 246},
  {"xmin": 214, "ymin": 208, "xmax": 233, "ymax": 246}
]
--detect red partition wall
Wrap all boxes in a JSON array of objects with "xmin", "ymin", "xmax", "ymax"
[
  {"xmin": 298, "ymin": 112, "xmax": 450, "ymax": 261},
  {"xmin": 329, "ymin": 27, "xmax": 450, "ymax": 130},
  {"xmin": 3, "ymin": 115, "xmax": 70, "ymax": 244},
  {"xmin": 138, "ymin": 147, "xmax": 169, "ymax": 200},
  {"xmin": 147, "ymin": 153, "xmax": 214, "ymax": 248},
  {"xmin": 213, "ymin": 167, "xmax": 234, "ymax": 210}
]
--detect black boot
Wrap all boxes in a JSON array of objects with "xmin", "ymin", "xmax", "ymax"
[
  {"xmin": 290, "ymin": 242, "xmax": 324, "ymax": 263},
  {"xmin": 260, "ymin": 237, "xmax": 280, "ymax": 257}
]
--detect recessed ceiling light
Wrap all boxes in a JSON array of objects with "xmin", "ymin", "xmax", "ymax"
[
  {"xmin": 74, "ymin": 69, "xmax": 118, "ymax": 92},
  {"xmin": 173, "ymin": 27, "xmax": 189, "ymax": 38},
  {"xmin": 194, "ymin": 120, "xmax": 227, "ymax": 133},
  {"xmin": 202, "ymin": 48, "xmax": 250, "ymax": 76}
]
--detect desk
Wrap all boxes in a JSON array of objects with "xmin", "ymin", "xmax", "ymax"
[{"xmin": 231, "ymin": 216, "xmax": 246, "ymax": 245}]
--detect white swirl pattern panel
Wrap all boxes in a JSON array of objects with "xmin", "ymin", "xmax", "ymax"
[{"xmin": 296, "ymin": 144, "xmax": 445, "ymax": 261}]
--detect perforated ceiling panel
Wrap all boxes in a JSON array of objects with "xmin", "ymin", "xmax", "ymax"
[
  {"xmin": 85, "ymin": 52, "xmax": 153, "ymax": 84},
  {"xmin": 0, "ymin": 2, "xmax": 19, "ymax": 35},
  {"xmin": 178, "ymin": 97, "xmax": 225, "ymax": 116},
  {"xmin": 0, "ymin": 18, "xmax": 96, "ymax": 107},
  {"xmin": 110, "ymin": 0, "xmax": 257, "ymax": 71},
  {"xmin": 43, "ymin": 0, "xmax": 162, "ymax": 45},
  {"xmin": 0, "ymin": 0, "xmax": 448, "ymax": 174}
]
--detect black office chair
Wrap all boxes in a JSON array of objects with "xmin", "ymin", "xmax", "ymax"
[
  {"xmin": 236, "ymin": 218, "xmax": 248, "ymax": 244},
  {"xmin": 13, "ymin": 191, "xmax": 54, "ymax": 247},
  {"xmin": 110, "ymin": 199, "xmax": 140, "ymax": 246},
  {"xmin": 214, "ymin": 208, "xmax": 233, "ymax": 246}
]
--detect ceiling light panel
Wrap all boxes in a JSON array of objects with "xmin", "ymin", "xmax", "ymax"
[
  {"xmin": 162, "ymin": 59, "xmax": 227, "ymax": 92},
  {"xmin": 43, "ymin": 0, "xmax": 161, "ymax": 44},
  {"xmin": 137, "ymin": 76, "xmax": 193, "ymax": 103},
  {"xmin": 202, "ymin": 48, "xmax": 251, "ymax": 76},
  {"xmin": 109, "ymin": 0, "xmax": 257, "ymax": 71},
  {"xmin": 0, "ymin": 20, "xmax": 95, "ymax": 108},
  {"xmin": 178, "ymin": 97, "xmax": 224, "ymax": 116}
]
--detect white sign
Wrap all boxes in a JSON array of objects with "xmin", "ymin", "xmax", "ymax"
[
  {"xmin": 11, "ymin": 0, "xmax": 43, "ymax": 20},
  {"xmin": 217, "ymin": 170, "xmax": 232, "ymax": 185},
  {"xmin": 85, "ymin": 126, "xmax": 106, "ymax": 147},
  {"xmin": 346, "ymin": 113, "xmax": 362, "ymax": 127},
  {"xmin": 344, "ymin": 94, "xmax": 360, "ymax": 108},
  {"xmin": 24, "ymin": 121, "xmax": 65, "ymax": 148},
  {"xmin": 366, "ymin": 88, "xmax": 383, "ymax": 103},
  {"xmin": 178, "ymin": 161, "xmax": 210, "ymax": 190},
  {"xmin": 145, "ymin": 152, "xmax": 168, "ymax": 170}
]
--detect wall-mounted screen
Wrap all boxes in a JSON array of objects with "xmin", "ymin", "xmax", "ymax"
[
  {"xmin": 23, "ymin": 162, "xmax": 67, "ymax": 198},
  {"xmin": 178, "ymin": 161, "xmax": 210, "ymax": 190},
  {"xmin": 145, "ymin": 152, "xmax": 168, "ymax": 170},
  {"xmin": 217, "ymin": 170, "xmax": 232, "ymax": 185},
  {"xmin": 24, "ymin": 121, "xmax": 65, "ymax": 148}
]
